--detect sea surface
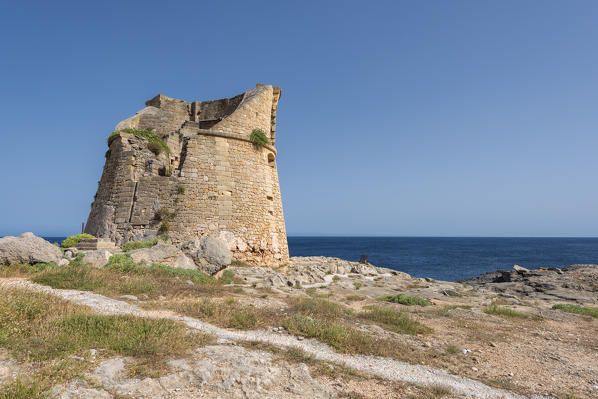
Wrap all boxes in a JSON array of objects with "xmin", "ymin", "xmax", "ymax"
[{"xmin": 44, "ymin": 236, "xmax": 598, "ymax": 282}]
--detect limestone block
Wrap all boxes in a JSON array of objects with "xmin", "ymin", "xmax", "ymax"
[{"xmin": 82, "ymin": 250, "xmax": 112, "ymax": 269}]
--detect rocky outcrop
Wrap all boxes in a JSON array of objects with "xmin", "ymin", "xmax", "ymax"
[
  {"xmin": 0, "ymin": 232, "xmax": 62, "ymax": 265},
  {"xmin": 179, "ymin": 237, "xmax": 232, "ymax": 274},
  {"xmin": 129, "ymin": 242, "xmax": 196, "ymax": 269},
  {"xmin": 55, "ymin": 345, "xmax": 334, "ymax": 399},
  {"xmin": 460, "ymin": 264, "xmax": 598, "ymax": 304},
  {"xmin": 226, "ymin": 256, "xmax": 406, "ymax": 288}
]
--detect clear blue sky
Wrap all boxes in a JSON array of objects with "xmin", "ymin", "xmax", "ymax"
[{"xmin": 1, "ymin": 1, "xmax": 597, "ymax": 237}]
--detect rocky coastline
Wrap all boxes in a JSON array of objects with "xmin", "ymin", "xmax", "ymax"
[{"xmin": 0, "ymin": 233, "xmax": 597, "ymax": 398}]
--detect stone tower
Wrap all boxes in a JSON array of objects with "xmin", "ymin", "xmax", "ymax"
[{"xmin": 85, "ymin": 84, "xmax": 289, "ymax": 266}]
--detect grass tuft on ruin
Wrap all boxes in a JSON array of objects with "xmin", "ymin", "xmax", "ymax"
[
  {"xmin": 61, "ymin": 234, "xmax": 94, "ymax": 248},
  {"xmin": 249, "ymin": 128, "xmax": 270, "ymax": 148},
  {"xmin": 108, "ymin": 128, "xmax": 171, "ymax": 155}
]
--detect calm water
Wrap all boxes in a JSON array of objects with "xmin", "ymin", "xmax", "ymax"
[
  {"xmin": 287, "ymin": 236, "xmax": 598, "ymax": 281},
  {"xmin": 44, "ymin": 236, "xmax": 598, "ymax": 282}
]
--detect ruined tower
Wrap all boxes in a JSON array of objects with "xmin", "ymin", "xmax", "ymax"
[{"xmin": 85, "ymin": 84, "xmax": 289, "ymax": 265}]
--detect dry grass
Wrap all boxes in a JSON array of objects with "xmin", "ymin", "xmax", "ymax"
[
  {"xmin": 20, "ymin": 255, "xmax": 224, "ymax": 300},
  {"xmin": 146, "ymin": 295, "xmax": 431, "ymax": 362},
  {"xmin": 378, "ymin": 293, "xmax": 432, "ymax": 306},
  {"xmin": 483, "ymin": 303, "xmax": 528, "ymax": 319},
  {"xmin": 0, "ymin": 287, "xmax": 213, "ymax": 396}
]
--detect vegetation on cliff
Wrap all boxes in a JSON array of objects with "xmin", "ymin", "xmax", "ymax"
[
  {"xmin": 249, "ymin": 128, "xmax": 270, "ymax": 148},
  {"xmin": 108, "ymin": 128, "xmax": 171, "ymax": 155}
]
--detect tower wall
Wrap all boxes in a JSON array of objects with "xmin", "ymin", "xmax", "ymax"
[{"xmin": 85, "ymin": 84, "xmax": 289, "ymax": 266}]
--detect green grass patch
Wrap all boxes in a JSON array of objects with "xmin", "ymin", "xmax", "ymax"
[
  {"xmin": 483, "ymin": 304, "xmax": 528, "ymax": 318},
  {"xmin": 0, "ymin": 378, "xmax": 46, "ymax": 399},
  {"xmin": 31, "ymin": 255, "xmax": 212, "ymax": 298},
  {"xmin": 378, "ymin": 293, "xmax": 432, "ymax": 306},
  {"xmin": 358, "ymin": 306, "xmax": 432, "ymax": 335},
  {"xmin": 552, "ymin": 303, "xmax": 598, "ymax": 318},
  {"xmin": 220, "ymin": 269, "xmax": 235, "ymax": 284},
  {"xmin": 122, "ymin": 235, "xmax": 167, "ymax": 251},
  {"xmin": 0, "ymin": 288, "xmax": 209, "ymax": 362},
  {"xmin": 106, "ymin": 254, "xmax": 211, "ymax": 284},
  {"xmin": 61, "ymin": 234, "xmax": 94, "ymax": 248},
  {"xmin": 249, "ymin": 128, "xmax": 270, "ymax": 148},
  {"xmin": 283, "ymin": 314, "xmax": 376, "ymax": 354},
  {"xmin": 108, "ymin": 128, "xmax": 171, "ymax": 155}
]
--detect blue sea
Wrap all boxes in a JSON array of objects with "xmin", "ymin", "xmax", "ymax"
[{"xmin": 44, "ymin": 236, "xmax": 598, "ymax": 282}]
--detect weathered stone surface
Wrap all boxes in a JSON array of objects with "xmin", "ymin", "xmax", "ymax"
[
  {"xmin": 60, "ymin": 345, "xmax": 334, "ymax": 399},
  {"xmin": 180, "ymin": 237, "xmax": 231, "ymax": 274},
  {"xmin": 84, "ymin": 85, "xmax": 289, "ymax": 267},
  {"xmin": 227, "ymin": 256, "xmax": 406, "ymax": 288},
  {"xmin": 0, "ymin": 232, "xmax": 62, "ymax": 265},
  {"xmin": 129, "ymin": 242, "xmax": 196, "ymax": 269},
  {"xmin": 82, "ymin": 250, "xmax": 112, "ymax": 269}
]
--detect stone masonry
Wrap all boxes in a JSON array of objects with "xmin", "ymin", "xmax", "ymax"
[{"xmin": 85, "ymin": 84, "xmax": 289, "ymax": 266}]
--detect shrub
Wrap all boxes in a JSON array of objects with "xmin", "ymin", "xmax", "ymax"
[
  {"xmin": 158, "ymin": 221, "xmax": 170, "ymax": 234},
  {"xmin": 377, "ymin": 293, "xmax": 432, "ymax": 306},
  {"xmin": 552, "ymin": 303, "xmax": 598, "ymax": 318},
  {"xmin": 147, "ymin": 141, "xmax": 163, "ymax": 155},
  {"xmin": 353, "ymin": 281, "xmax": 362, "ymax": 290},
  {"xmin": 155, "ymin": 207, "xmax": 176, "ymax": 221},
  {"xmin": 108, "ymin": 128, "xmax": 171, "ymax": 155},
  {"xmin": 164, "ymin": 165, "xmax": 173, "ymax": 177},
  {"xmin": 221, "ymin": 269, "xmax": 235, "ymax": 284},
  {"xmin": 249, "ymin": 128, "xmax": 270, "ymax": 148},
  {"xmin": 105, "ymin": 149, "xmax": 111, "ymax": 159},
  {"xmin": 61, "ymin": 234, "xmax": 94, "ymax": 248},
  {"xmin": 177, "ymin": 185, "xmax": 185, "ymax": 194}
]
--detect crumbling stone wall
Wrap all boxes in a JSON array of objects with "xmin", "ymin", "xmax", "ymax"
[{"xmin": 86, "ymin": 84, "xmax": 289, "ymax": 266}]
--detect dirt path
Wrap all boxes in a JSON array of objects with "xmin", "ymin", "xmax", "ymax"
[{"xmin": 0, "ymin": 279, "xmax": 544, "ymax": 399}]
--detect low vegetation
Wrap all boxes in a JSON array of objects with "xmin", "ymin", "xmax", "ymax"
[
  {"xmin": 28, "ymin": 255, "xmax": 213, "ymax": 298},
  {"xmin": 249, "ymin": 128, "xmax": 270, "ymax": 148},
  {"xmin": 359, "ymin": 306, "xmax": 432, "ymax": 335},
  {"xmin": 61, "ymin": 233, "xmax": 94, "ymax": 248},
  {"xmin": 378, "ymin": 293, "xmax": 432, "ymax": 306},
  {"xmin": 122, "ymin": 235, "xmax": 167, "ymax": 251},
  {"xmin": 483, "ymin": 303, "xmax": 528, "ymax": 319},
  {"xmin": 552, "ymin": 303, "xmax": 598, "ymax": 318},
  {"xmin": 149, "ymin": 295, "xmax": 431, "ymax": 361},
  {"xmin": 0, "ymin": 288, "xmax": 212, "ymax": 397},
  {"xmin": 108, "ymin": 128, "xmax": 171, "ymax": 155}
]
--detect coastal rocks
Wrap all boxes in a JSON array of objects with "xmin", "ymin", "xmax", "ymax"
[
  {"xmin": 0, "ymin": 232, "xmax": 62, "ymax": 265},
  {"xmin": 130, "ymin": 242, "xmax": 196, "ymax": 269},
  {"xmin": 179, "ymin": 237, "xmax": 232, "ymax": 275},
  {"xmin": 81, "ymin": 250, "xmax": 112, "ymax": 269},
  {"xmin": 461, "ymin": 264, "xmax": 598, "ymax": 304}
]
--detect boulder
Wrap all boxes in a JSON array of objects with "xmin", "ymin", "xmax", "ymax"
[
  {"xmin": 179, "ymin": 237, "xmax": 232, "ymax": 274},
  {"xmin": 82, "ymin": 250, "xmax": 112, "ymax": 269},
  {"xmin": 0, "ymin": 232, "xmax": 62, "ymax": 265},
  {"xmin": 64, "ymin": 248, "xmax": 79, "ymax": 259},
  {"xmin": 130, "ymin": 242, "xmax": 196, "ymax": 269}
]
